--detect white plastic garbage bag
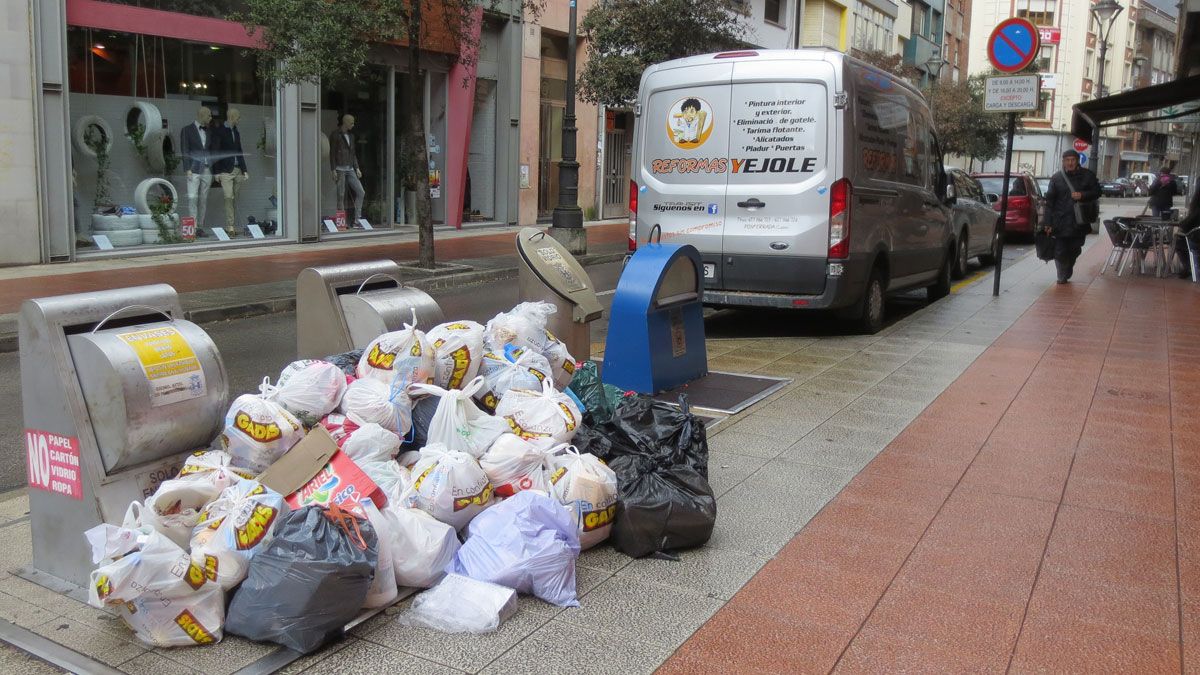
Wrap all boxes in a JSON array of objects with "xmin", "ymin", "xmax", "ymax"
[
  {"xmin": 547, "ymin": 446, "xmax": 619, "ymax": 550},
  {"xmin": 495, "ymin": 379, "xmax": 581, "ymax": 444},
  {"xmin": 189, "ymin": 478, "xmax": 289, "ymax": 590},
  {"xmin": 272, "ymin": 360, "xmax": 349, "ymax": 426},
  {"xmin": 410, "ymin": 444, "xmax": 494, "ymax": 531},
  {"xmin": 475, "ymin": 347, "xmax": 553, "ymax": 413},
  {"xmin": 357, "ymin": 311, "xmax": 436, "ymax": 389},
  {"xmin": 449, "ymin": 490, "xmax": 581, "ymax": 607},
  {"xmin": 218, "ymin": 390, "xmax": 305, "ymax": 474},
  {"xmin": 339, "ymin": 378, "xmax": 413, "ymax": 437},
  {"xmin": 124, "ymin": 469, "xmax": 228, "ymax": 549},
  {"xmin": 362, "ymin": 500, "xmax": 399, "ymax": 608},
  {"xmin": 408, "ymin": 378, "xmax": 512, "ymax": 458},
  {"xmin": 385, "ymin": 504, "xmax": 460, "ymax": 588},
  {"xmin": 86, "ymin": 526, "xmax": 193, "ymax": 608},
  {"xmin": 319, "ymin": 413, "xmax": 360, "ymax": 444},
  {"xmin": 177, "ymin": 449, "xmax": 255, "ymax": 482},
  {"xmin": 478, "ymin": 434, "xmax": 553, "ymax": 498},
  {"xmin": 359, "ymin": 459, "xmax": 410, "ymax": 505},
  {"xmin": 118, "ymin": 583, "xmax": 225, "ymax": 647},
  {"xmin": 396, "ymin": 573, "xmax": 517, "ymax": 634},
  {"xmin": 340, "ymin": 422, "xmax": 401, "ymax": 464},
  {"xmin": 484, "ymin": 302, "xmax": 576, "ymax": 388},
  {"xmin": 427, "ymin": 321, "xmax": 486, "ymax": 390}
]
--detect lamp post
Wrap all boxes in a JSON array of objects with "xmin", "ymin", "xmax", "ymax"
[
  {"xmin": 924, "ymin": 54, "xmax": 948, "ymax": 119},
  {"xmin": 1091, "ymin": 0, "xmax": 1123, "ymax": 179},
  {"xmin": 550, "ymin": 0, "xmax": 587, "ymax": 254}
]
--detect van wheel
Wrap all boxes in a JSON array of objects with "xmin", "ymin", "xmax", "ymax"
[
  {"xmin": 927, "ymin": 248, "xmax": 952, "ymax": 301},
  {"xmin": 952, "ymin": 232, "xmax": 969, "ymax": 280},
  {"xmin": 853, "ymin": 267, "xmax": 887, "ymax": 334}
]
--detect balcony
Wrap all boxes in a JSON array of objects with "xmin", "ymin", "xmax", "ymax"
[
  {"xmin": 903, "ymin": 33, "xmax": 941, "ymax": 73},
  {"xmin": 1136, "ymin": 1, "xmax": 1177, "ymax": 34}
]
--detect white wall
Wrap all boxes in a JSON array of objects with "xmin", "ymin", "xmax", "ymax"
[
  {"xmin": 743, "ymin": 0, "xmax": 798, "ymax": 49},
  {"xmin": 0, "ymin": 0, "xmax": 41, "ymax": 265}
]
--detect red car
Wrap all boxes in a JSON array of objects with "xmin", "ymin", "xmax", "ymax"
[{"xmin": 971, "ymin": 172, "xmax": 1045, "ymax": 235}]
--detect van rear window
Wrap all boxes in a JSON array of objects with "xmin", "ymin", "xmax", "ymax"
[{"xmin": 727, "ymin": 82, "xmax": 826, "ymax": 185}]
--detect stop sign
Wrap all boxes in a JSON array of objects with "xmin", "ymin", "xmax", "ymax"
[{"xmin": 1073, "ymin": 139, "xmax": 1089, "ymax": 152}]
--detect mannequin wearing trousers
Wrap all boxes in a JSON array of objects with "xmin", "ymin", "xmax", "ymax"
[
  {"xmin": 181, "ymin": 106, "xmax": 216, "ymax": 228},
  {"xmin": 214, "ymin": 108, "xmax": 249, "ymax": 235},
  {"xmin": 329, "ymin": 114, "xmax": 365, "ymax": 223}
]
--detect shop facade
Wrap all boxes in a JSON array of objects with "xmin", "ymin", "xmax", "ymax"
[{"xmin": 19, "ymin": 0, "xmax": 522, "ymax": 265}]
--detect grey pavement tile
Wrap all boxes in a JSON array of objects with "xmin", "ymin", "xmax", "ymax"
[
  {"xmin": 818, "ymin": 365, "xmax": 893, "ymax": 385},
  {"xmin": 708, "ymin": 451, "xmax": 770, "ymax": 498},
  {"xmin": 782, "ymin": 434, "xmax": 888, "ymax": 472},
  {"xmin": 0, "ymin": 589, "xmax": 59, "ymax": 629},
  {"xmin": 120, "ymin": 652, "xmax": 201, "ymax": 675},
  {"xmin": 517, "ymin": 564, "xmax": 613, "ymax": 618},
  {"xmin": 363, "ymin": 604, "xmax": 550, "ymax": 673},
  {"xmin": 716, "ymin": 461, "xmax": 853, "ymax": 529},
  {"xmin": 558, "ymin": 576, "xmax": 723, "ymax": 648},
  {"xmin": 723, "ymin": 345, "xmax": 801, "ymax": 361},
  {"xmin": 703, "ymin": 505, "xmax": 813, "ymax": 557},
  {"xmin": 798, "ymin": 376, "xmax": 877, "ymax": 397},
  {"xmin": 479, "ymin": 620, "xmax": 672, "ymax": 675},
  {"xmin": 0, "ymin": 643, "xmax": 64, "ymax": 674},
  {"xmin": 727, "ymin": 412, "xmax": 821, "ymax": 439},
  {"xmin": 31, "ymin": 617, "xmax": 145, "ymax": 667},
  {"xmin": 826, "ymin": 407, "xmax": 913, "ymax": 435},
  {"xmin": 754, "ymin": 361, "xmax": 833, "ymax": 379},
  {"xmin": 772, "ymin": 351, "xmax": 846, "ymax": 367},
  {"xmin": 863, "ymin": 382, "xmax": 947, "ymax": 403},
  {"xmin": 576, "ymin": 545, "xmax": 632, "ymax": 574},
  {"xmin": 154, "ymin": 634, "xmax": 277, "ymax": 675},
  {"xmin": 0, "ymin": 493, "xmax": 30, "ymax": 523},
  {"xmin": 619, "ymin": 545, "xmax": 767, "ymax": 601},
  {"xmin": 276, "ymin": 638, "xmax": 353, "ymax": 675},
  {"xmin": 707, "ymin": 429, "xmax": 795, "ymax": 459},
  {"xmin": 0, "ymin": 522, "xmax": 32, "ymax": 577},
  {"xmin": 300, "ymin": 638, "xmax": 461, "ymax": 674},
  {"xmin": 0, "ymin": 577, "xmax": 87, "ymax": 619},
  {"xmin": 848, "ymin": 395, "xmax": 932, "ymax": 419}
]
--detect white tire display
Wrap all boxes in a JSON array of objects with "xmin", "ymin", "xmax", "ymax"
[
  {"xmin": 133, "ymin": 177, "xmax": 178, "ymax": 214},
  {"xmin": 91, "ymin": 213, "xmax": 138, "ymax": 231},
  {"xmin": 143, "ymin": 127, "xmax": 174, "ymax": 174},
  {"xmin": 125, "ymin": 101, "xmax": 163, "ymax": 143},
  {"xmin": 73, "ymin": 115, "xmax": 114, "ymax": 158},
  {"xmin": 105, "ymin": 228, "xmax": 145, "ymax": 247}
]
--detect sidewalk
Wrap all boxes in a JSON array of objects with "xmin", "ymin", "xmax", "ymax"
[
  {"xmin": 0, "ymin": 220, "xmax": 628, "ymax": 351},
  {"xmin": 662, "ymin": 228, "xmax": 1200, "ymax": 672}
]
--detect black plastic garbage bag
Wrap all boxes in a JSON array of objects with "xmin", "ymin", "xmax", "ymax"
[
  {"xmin": 226, "ymin": 505, "xmax": 377, "ymax": 654},
  {"xmin": 604, "ymin": 394, "xmax": 709, "ymax": 479},
  {"xmin": 609, "ymin": 452, "xmax": 716, "ymax": 559},
  {"xmin": 1035, "ymin": 230, "xmax": 1055, "ymax": 262},
  {"xmin": 570, "ymin": 423, "xmax": 613, "ymax": 460},
  {"xmin": 323, "ymin": 349, "xmax": 364, "ymax": 377},
  {"xmin": 401, "ymin": 395, "xmax": 439, "ymax": 449},
  {"xmin": 567, "ymin": 361, "xmax": 627, "ymax": 425}
]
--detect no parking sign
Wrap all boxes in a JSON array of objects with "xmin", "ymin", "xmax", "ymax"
[{"xmin": 987, "ymin": 18, "xmax": 1040, "ymax": 73}]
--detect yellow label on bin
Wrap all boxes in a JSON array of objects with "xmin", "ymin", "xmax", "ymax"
[{"xmin": 118, "ymin": 326, "xmax": 207, "ymax": 407}]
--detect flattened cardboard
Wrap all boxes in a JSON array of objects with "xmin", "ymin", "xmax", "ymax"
[{"xmin": 256, "ymin": 426, "xmax": 339, "ymax": 497}]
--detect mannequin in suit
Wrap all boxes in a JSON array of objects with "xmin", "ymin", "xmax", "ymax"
[
  {"xmin": 214, "ymin": 107, "xmax": 249, "ymax": 235},
  {"xmin": 180, "ymin": 106, "xmax": 216, "ymax": 228},
  {"xmin": 329, "ymin": 114, "xmax": 365, "ymax": 223}
]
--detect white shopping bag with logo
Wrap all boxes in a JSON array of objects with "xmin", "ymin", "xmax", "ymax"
[
  {"xmin": 479, "ymin": 434, "xmax": 554, "ymax": 498},
  {"xmin": 272, "ymin": 360, "xmax": 349, "ymax": 426},
  {"xmin": 357, "ymin": 310, "xmax": 436, "ymax": 389},
  {"xmin": 427, "ymin": 321, "xmax": 486, "ymax": 390},
  {"xmin": 118, "ymin": 583, "xmax": 225, "ymax": 647},
  {"xmin": 189, "ymin": 478, "xmax": 289, "ymax": 590},
  {"xmin": 340, "ymin": 378, "xmax": 413, "ymax": 437},
  {"xmin": 410, "ymin": 444, "xmax": 495, "ymax": 531},
  {"xmin": 218, "ymin": 390, "xmax": 305, "ymax": 474},
  {"xmin": 475, "ymin": 346, "xmax": 553, "ymax": 413},
  {"xmin": 547, "ymin": 446, "xmax": 618, "ymax": 550},
  {"xmin": 495, "ymin": 379, "xmax": 581, "ymax": 444},
  {"xmin": 408, "ymin": 377, "xmax": 512, "ymax": 458}
]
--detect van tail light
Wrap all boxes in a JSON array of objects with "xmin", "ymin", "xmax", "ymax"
[
  {"xmin": 628, "ymin": 180, "xmax": 638, "ymax": 251},
  {"xmin": 714, "ymin": 50, "xmax": 759, "ymax": 59},
  {"xmin": 828, "ymin": 178, "xmax": 852, "ymax": 259}
]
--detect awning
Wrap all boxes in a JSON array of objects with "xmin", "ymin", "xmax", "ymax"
[{"xmin": 1071, "ymin": 74, "xmax": 1200, "ymax": 140}]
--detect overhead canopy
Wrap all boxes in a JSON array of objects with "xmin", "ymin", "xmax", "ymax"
[{"xmin": 1071, "ymin": 74, "xmax": 1200, "ymax": 140}]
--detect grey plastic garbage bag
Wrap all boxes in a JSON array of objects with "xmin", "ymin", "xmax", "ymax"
[
  {"xmin": 225, "ymin": 505, "xmax": 377, "ymax": 654},
  {"xmin": 449, "ymin": 490, "xmax": 580, "ymax": 607}
]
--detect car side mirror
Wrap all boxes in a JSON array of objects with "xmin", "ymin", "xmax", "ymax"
[
  {"xmin": 944, "ymin": 183, "xmax": 957, "ymax": 205},
  {"xmin": 985, "ymin": 193, "xmax": 1000, "ymax": 204}
]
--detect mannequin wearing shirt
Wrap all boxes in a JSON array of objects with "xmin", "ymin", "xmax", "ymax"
[
  {"xmin": 181, "ymin": 106, "xmax": 216, "ymax": 229},
  {"xmin": 329, "ymin": 114, "xmax": 365, "ymax": 224},
  {"xmin": 214, "ymin": 108, "xmax": 249, "ymax": 235}
]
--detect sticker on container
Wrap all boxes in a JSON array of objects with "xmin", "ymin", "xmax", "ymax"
[
  {"xmin": 117, "ymin": 327, "xmax": 208, "ymax": 407},
  {"xmin": 25, "ymin": 429, "xmax": 82, "ymax": 500},
  {"xmin": 534, "ymin": 246, "xmax": 587, "ymax": 292}
]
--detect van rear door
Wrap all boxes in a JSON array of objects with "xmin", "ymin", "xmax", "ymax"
[
  {"xmin": 637, "ymin": 61, "xmax": 734, "ymax": 284},
  {"xmin": 721, "ymin": 60, "xmax": 834, "ymax": 295}
]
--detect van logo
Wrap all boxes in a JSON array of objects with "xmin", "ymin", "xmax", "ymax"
[
  {"xmin": 770, "ymin": 242, "xmax": 789, "ymax": 250},
  {"xmin": 707, "ymin": 203, "xmax": 719, "ymax": 215},
  {"xmin": 666, "ymin": 96, "xmax": 714, "ymax": 150}
]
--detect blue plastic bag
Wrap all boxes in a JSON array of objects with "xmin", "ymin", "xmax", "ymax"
[{"xmin": 449, "ymin": 490, "xmax": 581, "ymax": 607}]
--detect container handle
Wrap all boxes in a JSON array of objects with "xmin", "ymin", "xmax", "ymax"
[
  {"xmin": 91, "ymin": 304, "xmax": 174, "ymax": 334},
  {"xmin": 528, "ymin": 230, "xmax": 548, "ymax": 242},
  {"xmin": 647, "ymin": 224, "xmax": 662, "ymax": 244},
  {"xmin": 355, "ymin": 273, "xmax": 399, "ymax": 296}
]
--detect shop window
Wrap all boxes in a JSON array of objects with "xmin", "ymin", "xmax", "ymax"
[
  {"xmin": 321, "ymin": 65, "xmax": 389, "ymax": 232},
  {"xmin": 104, "ymin": 0, "xmax": 248, "ymax": 19},
  {"xmin": 67, "ymin": 26, "xmax": 280, "ymax": 251},
  {"xmin": 765, "ymin": 0, "xmax": 782, "ymax": 24}
]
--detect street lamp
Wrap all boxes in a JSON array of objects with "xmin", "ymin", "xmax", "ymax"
[
  {"xmin": 1091, "ymin": 0, "xmax": 1123, "ymax": 178},
  {"xmin": 924, "ymin": 55, "xmax": 948, "ymax": 118},
  {"xmin": 550, "ymin": 0, "xmax": 586, "ymax": 254}
]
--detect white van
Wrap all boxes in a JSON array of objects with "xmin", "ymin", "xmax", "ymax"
[{"xmin": 628, "ymin": 49, "xmax": 957, "ymax": 332}]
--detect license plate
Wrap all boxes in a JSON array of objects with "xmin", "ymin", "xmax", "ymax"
[{"xmin": 703, "ymin": 263, "xmax": 715, "ymax": 279}]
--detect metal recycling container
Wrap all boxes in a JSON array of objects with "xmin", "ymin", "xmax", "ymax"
[{"xmin": 515, "ymin": 227, "xmax": 603, "ymax": 361}]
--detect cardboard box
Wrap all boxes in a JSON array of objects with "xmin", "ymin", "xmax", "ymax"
[{"xmin": 258, "ymin": 427, "xmax": 387, "ymax": 511}]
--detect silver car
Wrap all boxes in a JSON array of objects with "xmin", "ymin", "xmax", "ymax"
[{"xmin": 947, "ymin": 168, "xmax": 1001, "ymax": 278}]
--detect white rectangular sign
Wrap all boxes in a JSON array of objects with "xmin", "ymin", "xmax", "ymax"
[
  {"xmin": 211, "ymin": 228, "xmax": 231, "ymax": 241},
  {"xmin": 985, "ymin": 75, "xmax": 1040, "ymax": 112},
  {"xmin": 1039, "ymin": 73, "xmax": 1057, "ymax": 90},
  {"xmin": 358, "ymin": 218, "xmax": 374, "ymax": 230},
  {"xmin": 93, "ymin": 234, "xmax": 114, "ymax": 250},
  {"xmin": 247, "ymin": 224, "xmax": 265, "ymax": 239},
  {"xmin": 323, "ymin": 219, "xmax": 339, "ymax": 233}
]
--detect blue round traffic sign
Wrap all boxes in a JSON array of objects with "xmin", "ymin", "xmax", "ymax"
[
  {"xmin": 987, "ymin": 18, "xmax": 1040, "ymax": 74},
  {"xmin": 1079, "ymin": 153, "xmax": 1088, "ymax": 166}
]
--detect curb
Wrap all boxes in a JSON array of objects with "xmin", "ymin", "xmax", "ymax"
[{"xmin": 0, "ymin": 252, "xmax": 627, "ymax": 353}]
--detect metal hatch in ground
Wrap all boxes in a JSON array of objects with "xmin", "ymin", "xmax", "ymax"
[{"xmin": 652, "ymin": 370, "xmax": 791, "ymax": 416}]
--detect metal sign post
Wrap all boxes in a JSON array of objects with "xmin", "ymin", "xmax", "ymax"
[{"xmin": 984, "ymin": 20, "xmax": 1040, "ymax": 296}]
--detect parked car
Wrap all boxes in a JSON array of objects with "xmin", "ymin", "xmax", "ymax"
[
  {"xmin": 972, "ymin": 172, "xmax": 1044, "ymax": 235},
  {"xmin": 1100, "ymin": 178, "xmax": 1133, "ymax": 198},
  {"xmin": 947, "ymin": 168, "xmax": 1002, "ymax": 278},
  {"xmin": 1131, "ymin": 171, "xmax": 1155, "ymax": 196},
  {"xmin": 629, "ymin": 49, "xmax": 956, "ymax": 334},
  {"xmin": 1035, "ymin": 176, "xmax": 1052, "ymax": 196}
]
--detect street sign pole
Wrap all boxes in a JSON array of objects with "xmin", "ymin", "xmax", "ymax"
[{"xmin": 993, "ymin": 112, "xmax": 1017, "ymax": 298}]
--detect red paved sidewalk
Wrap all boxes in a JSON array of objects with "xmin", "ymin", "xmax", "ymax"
[
  {"xmin": 661, "ymin": 241, "xmax": 1200, "ymax": 672},
  {"xmin": 0, "ymin": 222, "xmax": 627, "ymax": 314}
]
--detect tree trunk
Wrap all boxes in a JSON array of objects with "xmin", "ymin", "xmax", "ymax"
[{"xmin": 408, "ymin": 3, "xmax": 435, "ymax": 269}]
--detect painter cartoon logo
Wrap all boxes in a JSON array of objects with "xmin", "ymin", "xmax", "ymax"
[{"xmin": 666, "ymin": 96, "xmax": 714, "ymax": 150}]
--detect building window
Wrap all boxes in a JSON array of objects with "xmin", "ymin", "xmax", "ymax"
[
  {"xmin": 1016, "ymin": 9, "xmax": 1055, "ymax": 26},
  {"xmin": 912, "ymin": 4, "xmax": 928, "ymax": 37},
  {"xmin": 765, "ymin": 0, "xmax": 782, "ymax": 24},
  {"xmin": 1032, "ymin": 91, "xmax": 1053, "ymax": 120},
  {"xmin": 1037, "ymin": 45, "xmax": 1055, "ymax": 72},
  {"xmin": 67, "ymin": 26, "xmax": 281, "ymax": 251}
]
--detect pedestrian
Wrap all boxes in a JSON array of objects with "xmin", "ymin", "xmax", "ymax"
[
  {"xmin": 1043, "ymin": 149, "xmax": 1101, "ymax": 284},
  {"xmin": 1148, "ymin": 166, "xmax": 1180, "ymax": 218}
]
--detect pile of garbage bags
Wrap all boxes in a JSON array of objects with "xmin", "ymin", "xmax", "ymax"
[{"xmin": 84, "ymin": 301, "xmax": 716, "ymax": 652}]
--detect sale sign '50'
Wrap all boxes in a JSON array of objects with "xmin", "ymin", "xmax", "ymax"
[{"xmin": 26, "ymin": 429, "xmax": 83, "ymax": 500}]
